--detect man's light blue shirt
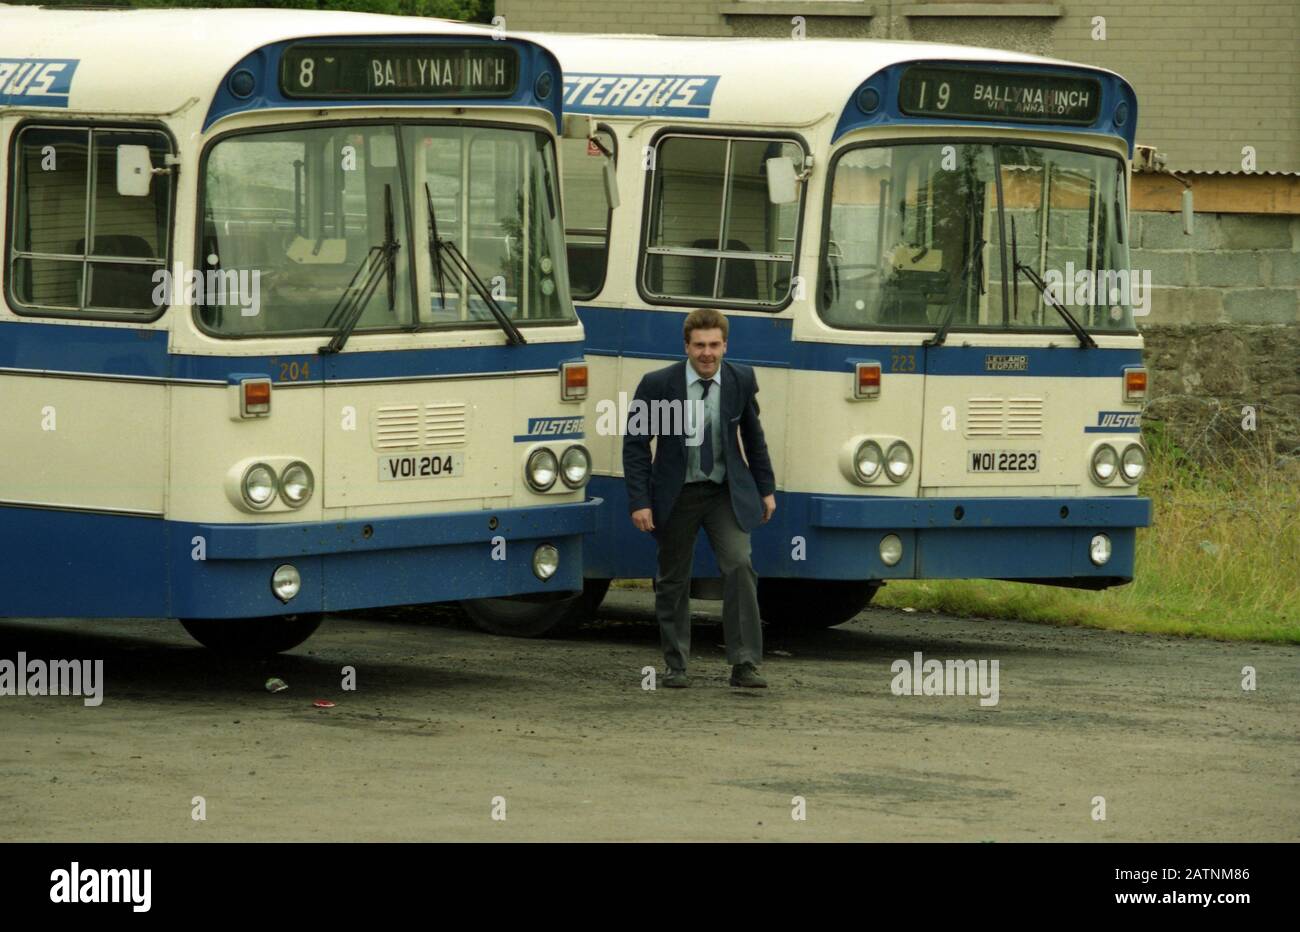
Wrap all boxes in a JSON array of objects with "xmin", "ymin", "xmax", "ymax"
[{"xmin": 685, "ymin": 363, "xmax": 725, "ymax": 483}]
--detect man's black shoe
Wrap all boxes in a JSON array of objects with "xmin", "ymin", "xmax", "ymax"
[
  {"xmin": 663, "ymin": 669, "xmax": 690, "ymax": 689},
  {"xmin": 729, "ymin": 662, "xmax": 768, "ymax": 688}
]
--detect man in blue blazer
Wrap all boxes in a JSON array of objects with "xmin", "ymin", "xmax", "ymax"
[{"xmin": 623, "ymin": 309, "xmax": 776, "ymax": 688}]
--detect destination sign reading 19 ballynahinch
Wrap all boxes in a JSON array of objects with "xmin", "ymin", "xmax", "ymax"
[
  {"xmin": 899, "ymin": 66, "xmax": 1102, "ymax": 125},
  {"xmin": 280, "ymin": 44, "xmax": 518, "ymax": 99}
]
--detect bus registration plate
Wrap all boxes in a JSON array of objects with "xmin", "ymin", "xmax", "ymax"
[
  {"xmin": 968, "ymin": 450, "xmax": 1039, "ymax": 473},
  {"xmin": 379, "ymin": 452, "xmax": 464, "ymax": 481}
]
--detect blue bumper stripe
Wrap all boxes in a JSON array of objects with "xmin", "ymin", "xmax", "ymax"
[
  {"xmin": 809, "ymin": 495, "xmax": 1151, "ymax": 529},
  {"xmin": 2, "ymin": 499, "xmax": 600, "ymax": 619},
  {"xmin": 583, "ymin": 476, "xmax": 1146, "ymax": 584}
]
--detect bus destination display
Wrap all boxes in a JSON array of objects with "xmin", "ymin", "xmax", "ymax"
[
  {"xmin": 898, "ymin": 66, "xmax": 1101, "ymax": 125},
  {"xmin": 281, "ymin": 44, "xmax": 518, "ymax": 99}
]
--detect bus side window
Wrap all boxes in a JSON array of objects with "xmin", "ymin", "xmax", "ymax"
[
  {"xmin": 641, "ymin": 134, "xmax": 804, "ymax": 309},
  {"xmin": 559, "ymin": 127, "xmax": 615, "ymax": 300},
  {"xmin": 8, "ymin": 125, "xmax": 172, "ymax": 318}
]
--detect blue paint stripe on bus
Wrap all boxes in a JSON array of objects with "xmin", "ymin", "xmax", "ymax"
[
  {"xmin": 582, "ymin": 476, "xmax": 1145, "ymax": 582},
  {"xmin": 576, "ymin": 305, "xmax": 1142, "ymax": 377},
  {"xmin": 0, "ymin": 498, "xmax": 599, "ymax": 618},
  {"xmin": 0, "ymin": 320, "xmax": 583, "ymax": 382}
]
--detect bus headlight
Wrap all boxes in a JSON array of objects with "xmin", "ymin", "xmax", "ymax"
[
  {"xmin": 560, "ymin": 445, "xmax": 591, "ymax": 488},
  {"xmin": 242, "ymin": 462, "xmax": 278, "ymax": 509},
  {"xmin": 1120, "ymin": 444, "xmax": 1146, "ymax": 484},
  {"xmin": 280, "ymin": 461, "xmax": 314, "ymax": 507},
  {"xmin": 880, "ymin": 533, "xmax": 903, "ymax": 566},
  {"xmin": 272, "ymin": 564, "xmax": 301, "ymax": 603},
  {"xmin": 885, "ymin": 442, "xmax": 913, "ymax": 483},
  {"xmin": 532, "ymin": 543, "xmax": 560, "ymax": 580},
  {"xmin": 1091, "ymin": 444, "xmax": 1119, "ymax": 484},
  {"xmin": 854, "ymin": 440, "xmax": 883, "ymax": 483},
  {"xmin": 1089, "ymin": 534, "xmax": 1112, "ymax": 566},
  {"xmin": 526, "ymin": 448, "xmax": 558, "ymax": 492}
]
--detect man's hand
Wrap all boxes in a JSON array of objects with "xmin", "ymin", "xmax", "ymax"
[
  {"xmin": 761, "ymin": 494, "xmax": 776, "ymax": 523},
  {"xmin": 631, "ymin": 508, "xmax": 655, "ymax": 533}
]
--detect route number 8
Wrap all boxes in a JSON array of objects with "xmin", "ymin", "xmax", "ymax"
[{"xmin": 299, "ymin": 58, "xmax": 315, "ymax": 89}]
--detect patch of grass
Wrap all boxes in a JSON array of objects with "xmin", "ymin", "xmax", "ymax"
[{"xmin": 875, "ymin": 416, "xmax": 1300, "ymax": 643}]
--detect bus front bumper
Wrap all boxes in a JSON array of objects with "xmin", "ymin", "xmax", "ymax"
[
  {"xmin": 802, "ymin": 495, "xmax": 1151, "ymax": 586},
  {"xmin": 170, "ymin": 498, "xmax": 602, "ymax": 618}
]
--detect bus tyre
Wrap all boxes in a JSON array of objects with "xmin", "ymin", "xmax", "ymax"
[
  {"xmin": 180, "ymin": 614, "xmax": 324, "ymax": 655},
  {"xmin": 462, "ymin": 578, "xmax": 612, "ymax": 639},
  {"xmin": 757, "ymin": 579, "xmax": 878, "ymax": 631}
]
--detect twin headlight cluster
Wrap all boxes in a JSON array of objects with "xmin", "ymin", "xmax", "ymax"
[
  {"xmin": 241, "ymin": 461, "xmax": 315, "ymax": 510},
  {"xmin": 1090, "ymin": 443, "xmax": 1146, "ymax": 486},
  {"xmin": 525, "ymin": 444, "xmax": 591, "ymax": 492},
  {"xmin": 850, "ymin": 439, "xmax": 914, "ymax": 485}
]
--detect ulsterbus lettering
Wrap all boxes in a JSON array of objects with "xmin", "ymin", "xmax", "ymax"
[
  {"xmin": 528, "ymin": 417, "xmax": 584, "ymax": 436},
  {"xmin": 562, "ymin": 73, "xmax": 719, "ymax": 115},
  {"xmin": 1086, "ymin": 411, "xmax": 1142, "ymax": 433},
  {"xmin": 0, "ymin": 58, "xmax": 79, "ymax": 107}
]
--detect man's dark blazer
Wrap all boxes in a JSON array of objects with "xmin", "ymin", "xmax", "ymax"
[{"xmin": 622, "ymin": 359, "xmax": 776, "ymax": 538}]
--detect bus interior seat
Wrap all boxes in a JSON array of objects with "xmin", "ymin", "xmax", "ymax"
[
  {"xmin": 75, "ymin": 234, "xmax": 156, "ymax": 309},
  {"xmin": 690, "ymin": 238, "xmax": 756, "ymax": 300}
]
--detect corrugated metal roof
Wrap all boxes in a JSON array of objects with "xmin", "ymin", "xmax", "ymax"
[{"xmin": 1132, "ymin": 167, "xmax": 1300, "ymax": 177}]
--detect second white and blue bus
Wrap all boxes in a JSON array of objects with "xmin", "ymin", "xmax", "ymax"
[{"xmin": 521, "ymin": 33, "xmax": 1153, "ymax": 634}]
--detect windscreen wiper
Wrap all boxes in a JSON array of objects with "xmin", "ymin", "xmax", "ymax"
[
  {"xmin": 424, "ymin": 183, "xmax": 449, "ymax": 311},
  {"xmin": 319, "ymin": 184, "xmax": 399, "ymax": 355},
  {"xmin": 424, "ymin": 183, "xmax": 525, "ymax": 346},
  {"xmin": 1010, "ymin": 216, "xmax": 1097, "ymax": 349}
]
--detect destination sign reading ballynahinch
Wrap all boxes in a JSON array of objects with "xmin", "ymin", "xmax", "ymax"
[
  {"xmin": 899, "ymin": 66, "xmax": 1102, "ymax": 126},
  {"xmin": 280, "ymin": 44, "xmax": 519, "ymax": 99}
]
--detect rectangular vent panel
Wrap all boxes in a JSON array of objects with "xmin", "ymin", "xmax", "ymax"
[{"xmin": 373, "ymin": 403, "xmax": 468, "ymax": 451}]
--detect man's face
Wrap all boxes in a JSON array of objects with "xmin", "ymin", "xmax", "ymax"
[{"xmin": 686, "ymin": 328, "xmax": 726, "ymax": 379}]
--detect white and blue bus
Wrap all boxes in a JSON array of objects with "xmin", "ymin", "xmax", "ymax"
[
  {"xmin": 0, "ymin": 6, "xmax": 598, "ymax": 652},
  {"xmin": 535, "ymin": 34, "xmax": 1152, "ymax": 634}
]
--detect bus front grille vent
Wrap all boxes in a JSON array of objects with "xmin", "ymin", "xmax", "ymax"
[
  {"xmin": 373, "ymin": 403, "xmax": 467, "ymax": 450},
  {"xmin": 964, "ymin": 396, "xmax": 1043, "ymax": 438}
]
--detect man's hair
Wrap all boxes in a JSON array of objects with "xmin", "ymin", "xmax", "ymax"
[{"xmin": 683, "ymin": 308, "xmax": 729, "ymax": 343}]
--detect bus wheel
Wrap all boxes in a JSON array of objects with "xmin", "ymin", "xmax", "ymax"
[
  {"xmin": 462, "ymin": 578, "xmax": 612, "ymax": 638},
  {"xmin": 757, "ymin": 579, "xmax": 878, "ymax": 631},
  {"xmin": 180, "ymin": 614, "xmax": 324, "ymax": 655}
]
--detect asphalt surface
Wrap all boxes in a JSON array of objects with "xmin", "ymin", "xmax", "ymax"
[{"xmin": 1, "ymin": 589, "xmax": 1297, "ymax": 841}]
